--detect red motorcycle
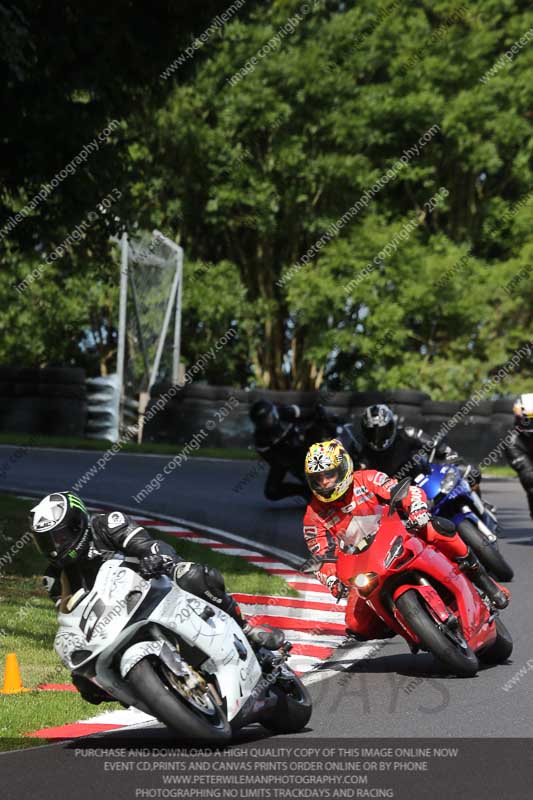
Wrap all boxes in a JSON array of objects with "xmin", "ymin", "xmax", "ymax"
[{"xmin": 305, "ymin": 479, "xmax": 512, "ymax": 677}]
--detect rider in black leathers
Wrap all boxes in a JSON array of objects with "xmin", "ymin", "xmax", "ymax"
[
  {"xmin": 30, "ymin": 492, "xmax": 284, "ymax": 704},
  {"xmin": 504, "ymin": 394, "xmax": 533, "ymax": 520},
  {"xmin": 358, "ymin": 404, "xmax": 482, "ymax": 488},
  {"xmin": 250, "ymin": 400, "xmax": 347, "ymax": 501}
]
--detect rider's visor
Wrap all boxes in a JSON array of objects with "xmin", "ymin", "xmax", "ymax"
[
  {"xmin": 307, "ymin": 465, "xmax": 343, "ymax": 498},
  {"xmin": 32, "ymin": 527, "xmax": 73, "ymax": 559}
]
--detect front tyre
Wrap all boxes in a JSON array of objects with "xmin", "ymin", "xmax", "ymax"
[
  {"xmin": 128, "ymin": 658, "xmax": 231, "ymax": 743},
  {"xmin": 261, "ymin": 672, "xmax": 312, "ymax": 733},
  {"xmin": 395, "ymin": 589, "xmax": 479, "ymax": 678},
  {"xmin": 478, "ymin": 618, "xmax": 513, "ymax": 665},
  {"xmin": 458, "ymin": 519, "xmax": 514, "ymax": 582}
]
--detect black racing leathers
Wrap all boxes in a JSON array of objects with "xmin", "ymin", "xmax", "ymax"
[
  {"xmin": 43, "ymin": 511, "xmax": 252, "ymax": 703},
  {"xmin": 504, "ymin": 427, "xmax": 533, "ymax": 517},
  {"xmin": 43, "ymin": 510, "xmax": 180, "ymax": 603},
  {"xmin": 254, "ymin": 404, "xmax": 341, "ymax": 501},
  {"xmin": 358, "ymin": 425, "xmax": 481, "ymax": 486},
  {"xmin": 44, "ymin": 511, "xmax": 241, "ymax": 621}
]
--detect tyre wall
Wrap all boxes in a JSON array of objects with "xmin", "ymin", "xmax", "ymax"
[
  {"xmin": 0, "ymin": 366, "xmax": 515, "ymax": 463},
  {"xmin": 142, "ymin": 385, "xmax": 516, "ymax": 464},
  {"xmin": 0, "ymin": 367, "xmax": 87, "ymax": 436}
]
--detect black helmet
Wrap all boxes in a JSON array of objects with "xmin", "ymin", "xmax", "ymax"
[
  {"xmin": 30, "ymin": 492, "xmax": 91, "ymax": 566},
  {"xmin": 250, "ymin": 399, "xmax": 280, "ymax": 432},
  {"xmin": 361, "ymin": 404, "xmax": 397, "ymax": 451}
]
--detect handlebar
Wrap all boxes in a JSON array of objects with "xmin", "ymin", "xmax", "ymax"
[{"xmin": 299, "ymin": 555, "xmax": 337, "ymax": 574}]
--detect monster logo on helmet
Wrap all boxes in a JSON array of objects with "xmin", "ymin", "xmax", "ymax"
[
  {"xmin": 67, "ymin": 493, "xmax": 88, "ymax": 513},
  {"xmin": 304, "ymin": 439, "xmax": 354, "ymax": 503}
]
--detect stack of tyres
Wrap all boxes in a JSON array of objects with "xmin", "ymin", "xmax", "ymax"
[
  {"xmin": 142, "ymin": 384, "xmax": 238, "ymax": 446},
  {"xmin": 347, "ymin": 390, "xmax": 388, "ymax": 438},
  {"xmin": 421, "ymin": 399, "xmax": 493, "ymax": 464},
  {"xmin": 0, "ymin": 367, "xmax": 87, "ymax": 436},
  {"xmin": 491, "ymin": 397, "xmax": 515, "ymax": 461},
  {"xmin": 85, "ymin": 375, "xmax": 121, "ymax": 441},
  {"xmin": 385, "ymin": 389, "xmax": 431, "ymax": 428}
]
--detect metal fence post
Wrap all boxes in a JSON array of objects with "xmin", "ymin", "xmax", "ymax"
[{"xmin": 116, "ymin": 231, "xmax": 129, "ymax": 434}]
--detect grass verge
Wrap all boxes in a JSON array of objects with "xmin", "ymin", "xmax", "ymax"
[
  {"xmin": 0, "ymin": 494, "xmax": 296, "ymax": 751},
  {"xmin": 0, "ymin": 433, "xmax": 255, "ymax": 460},
  {"xmin": 483, "ymin": 466, "xmax": 515, "ymax": 478}
]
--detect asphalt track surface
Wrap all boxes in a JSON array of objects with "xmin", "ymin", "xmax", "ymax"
[{"xmin": 1, "ymin": 446, "xmax": 533, "ymax": 797}]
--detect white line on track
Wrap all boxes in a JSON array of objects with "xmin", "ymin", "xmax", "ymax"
[{"xmin": 302, "ymin": 641, "xmax": 385, "ymax": 686}]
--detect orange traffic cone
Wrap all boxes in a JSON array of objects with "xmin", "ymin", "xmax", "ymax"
[{"xmin": 0, "ymin": 653, "xmax": 31, "ymax": 694}]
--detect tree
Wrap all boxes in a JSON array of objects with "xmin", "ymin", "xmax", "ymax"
[
  {"xmin": 0, "ymin": 0, "xmax": 257, "ymax": 374},
  {"xmin": 4, "ymin": 0, "xmax": 533, "ymax": 396},
  {"xmin": 127, "ymin": 0, "xmax": 533, "ymax": 391}
]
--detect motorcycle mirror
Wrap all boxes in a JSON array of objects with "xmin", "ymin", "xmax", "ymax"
[{"xmin": 388, "ymin": 477, "xmax": 412, "ymax": 515}]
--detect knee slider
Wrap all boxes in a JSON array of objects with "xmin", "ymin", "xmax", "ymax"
[
  {"xmin": 204, "ymin": 566, "xmax": 226, "ymax": 595},
  {"xmin": 174, "ymin": 561, "xmax": 205, "ymax": 594},
  {"xmin": 175, "ymin": 562, "xmax": 228, "ymax": 608}
]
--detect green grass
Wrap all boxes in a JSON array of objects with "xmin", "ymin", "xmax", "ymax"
[
  {"xmin": 0, "ymin": 494, "xmax": 295, "ymax": 751},
  {"xmin": 483, "ymin": 466, "xmax": 515, "ymax": 478},
  {"xmin": 0, "ymin": 432, "xmax": 255, "ymax": 460}
]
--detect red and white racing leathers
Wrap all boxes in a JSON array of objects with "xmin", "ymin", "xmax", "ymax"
[{"xmin": 302, "ymin": 469, "xmax": 468, "ymax": 639}]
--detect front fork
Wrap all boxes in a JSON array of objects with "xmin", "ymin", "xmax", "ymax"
[
  {"xmin": 230, "ymin": 642, "xmax": 294, "ymax": 730},
  {"xmin": 454, "ymin": 507, "xmax": 498, "ymax": 544}
]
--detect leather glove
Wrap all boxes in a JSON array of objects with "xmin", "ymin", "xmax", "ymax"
[
  {"xmin": 325, "ymin": 575, "xmax": 349, "ymax": 600},
  {"xmin": 407, "ymin": 507, "xmax": 431, "ymax": 530},
  {"xmin": 139, "ymin": 553, "xmax": 177, "ymax": 579}
]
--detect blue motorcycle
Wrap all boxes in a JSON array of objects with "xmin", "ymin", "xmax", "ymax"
[{"xmin": 414, "ymin": 463, "xmax": 514, "ymax": 582}]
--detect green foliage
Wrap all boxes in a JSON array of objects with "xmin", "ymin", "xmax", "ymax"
[
  {"xmin": 125, "ymin": 0, "xmax": 533, "ymax": 394},
  {"xmin": 3, "ymin": 0, "xmax": 533, "ymax": 396}
]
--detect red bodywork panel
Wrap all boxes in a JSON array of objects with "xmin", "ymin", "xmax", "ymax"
[{"xmin": 335, "ymin": 511, "xmax": 496, "ymax": 652}]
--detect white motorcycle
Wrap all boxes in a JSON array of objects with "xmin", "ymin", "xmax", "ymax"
[{"xmin": 54, "ymin": 556, "xmax": 312, "ymax": 742}]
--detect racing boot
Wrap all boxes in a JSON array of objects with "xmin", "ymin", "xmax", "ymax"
[
  {"xmin": 455, "ymin": 549, "xmax": 510, "ymax": 610},
  {"xmin": 241, "ymin": 621, "xmax": 285, "ymax": 651},
  {"xmin": 226, "ymin": 595, "xmax": 285, "ymax": 651}
]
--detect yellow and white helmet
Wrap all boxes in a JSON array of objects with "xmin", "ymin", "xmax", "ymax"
[{"xmin": 304, "ymin": 439, "xmax": 354, "ymax": 502}]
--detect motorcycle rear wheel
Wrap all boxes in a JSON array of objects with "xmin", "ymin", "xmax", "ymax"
[
  {"xmin": 457, "ymin": 519, "xmax": 514, "ymax": 582},
  {"xmin": 395, "ymin": 589, "xmax": 479, "ymax": 677},
  {"xmin": 128, "ymin": 657, "xmax": 232, "ymax": 742}
]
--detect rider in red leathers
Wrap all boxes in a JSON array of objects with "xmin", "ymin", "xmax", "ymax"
[{"xmin": 302, "ymin": 440, "xmax": 509, "ymax": 640}]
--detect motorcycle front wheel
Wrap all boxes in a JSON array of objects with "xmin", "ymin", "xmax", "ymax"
[
  {"xmin": 261, "ymin": 671, "xmax": 312, "ymax": 733},
  {"xmin": 128, "ymin": 657, "xmax": 232, "ymax": 743},
  {"xmin": 478, "ymin": 617, "xmax": 513, "ymax": 665},
  {"xmin": 457, "ymin": 519, "xmax": 514, "ymax": 582},
  {"xmin": 395, "ymin": 589, "xmax": 479, "ymax": 678}
]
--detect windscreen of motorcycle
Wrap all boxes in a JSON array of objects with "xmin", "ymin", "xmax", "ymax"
[{"xmin": 339, "ymin": 504, "xmax": 384, "ymax": 553}]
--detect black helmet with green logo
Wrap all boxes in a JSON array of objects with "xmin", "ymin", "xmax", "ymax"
[{"xmin": 30, "ymin": 492, "xmax": 90, "ymax": 566}]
